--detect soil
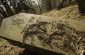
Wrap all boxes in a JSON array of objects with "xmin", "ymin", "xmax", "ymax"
[
  {"xmin": 0, "ymin": 38, "xmax": 24, "ymax": 55},
  {"xmin": 42, "ymin": 5, "xmax": 85, "ymax": 21}
]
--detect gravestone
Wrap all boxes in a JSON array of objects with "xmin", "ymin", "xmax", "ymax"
[{"xmin": 0, "ymin": 13, "xmax": 85, "ymax": 55}]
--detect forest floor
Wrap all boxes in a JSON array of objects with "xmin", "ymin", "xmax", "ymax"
[
  {"xmin": 0, "ymin": 4, "xmax": 85, "ymax": 55},
  {"xmin": 42, "ymin": 5, "xmax": 85, "ymax": 21}
]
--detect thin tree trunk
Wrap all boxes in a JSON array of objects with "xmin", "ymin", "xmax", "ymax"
[
  {"xmin": 0, "ymin": 7, "xmax": 8, "ymax": 18},
  {"xmin": 77, "ymin": 0, "xmax": 85, "ymax": 15},
  {"xmin": 1, "ymin": 0, "xmax": 14, "ymax": 16}
]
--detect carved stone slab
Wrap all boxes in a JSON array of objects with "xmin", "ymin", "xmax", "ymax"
[{"xmin": 0, "ymin": 13, "xmax": 85, "ymax": 55}]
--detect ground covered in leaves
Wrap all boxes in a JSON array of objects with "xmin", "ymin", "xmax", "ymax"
[
  {"xmin": 0, "ymin": 38, "xmax": 24, "ymax": 55},
  {"xmin": 42, "ymin": 5, "xmax": 85, "ymax": 21}
]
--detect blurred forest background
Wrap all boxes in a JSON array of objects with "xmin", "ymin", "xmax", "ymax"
[
  {"xmin": 0, "ymin": 0, "xmax": 76, "ymax": 18},
  {"xmin": 0, "ymin": 0, "xmax": 85, "ymax": 24}
]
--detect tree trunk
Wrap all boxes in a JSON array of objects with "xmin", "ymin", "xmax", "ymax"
[
  {"xmin": 77, "ymin": 0, "xmax": 85, "ymax": 15},
  {"xmin": 0, "ymin": 7, "xmax": 8, "ymax": 18},
  {"xmin": 1, "ymin": 0, "xmax": 14, "ymax": 16}
]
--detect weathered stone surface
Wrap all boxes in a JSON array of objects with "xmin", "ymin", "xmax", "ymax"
[{"xmin": 0, "ymin": 13, "xmax": 85, "ymax": 55}]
